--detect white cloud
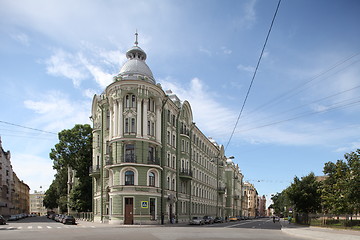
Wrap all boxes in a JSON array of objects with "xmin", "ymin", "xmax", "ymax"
[
  {"xmin": 46, "ymin": 49, "xmax": 87, "ymax": 87},
  {"xmin": 11, "ymin": 152, "xmax": 55, "ymax": 193},
  {"xmin": 45, "ymin": 44, "xmax": 126, "ymax": 89},
  {"xmin": 221, "ymin": 46, "xmax": 232, "ymax": 55},
  {"xmin": 334, "ymin": 141, "xmax": 360, "ymax": 153},
  {"xmin": 199, "ymin": 47, "xmax": 212, "ymax": 56},
  {"xmin": 23, "ymin": 91, "xmax": 91, "ymax": 132},
  {"xmin": 237, "ymin": 64, "xmax": 255, "ymax": 73},
  {"xmin": 11, "ymin": 33, "xmax": 30, "ymax": 46}
]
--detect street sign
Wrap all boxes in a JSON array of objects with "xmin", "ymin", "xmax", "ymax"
[{"xmin": 141, "ymin": 201, "xmax": 148, "ymax": 208}]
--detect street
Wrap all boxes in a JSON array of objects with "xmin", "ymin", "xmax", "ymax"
[{"xmin": 0, "ymin": 216, "xmax": 307, "ymax": 240}]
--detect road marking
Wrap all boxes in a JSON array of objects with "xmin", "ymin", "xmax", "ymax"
[
  {"xmin": 47, "ymin": 226, "xmax": 52, "ymax": 229},
  {"xmin": 18, "ymin": 226, "xmax": 23, "ymax": 229},
  {"xmin": 28, "ymin": 226, "xmax": 33, "ymax": 229},
  {"xmin": 38, "ymin": 226, "xmax": 43, "ymax": 229}
]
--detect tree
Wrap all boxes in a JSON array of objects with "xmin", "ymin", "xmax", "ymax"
[
  {"xmin": 44, "ymin": 124, "xmax": 92, "ymax": 213},
  {"xmin": 322, "ymin": 149, "xmax": 360, "ymax": 216},
  {"xmin": 286, "ymin": 172, "xmax": 322, "ymax": 214},
  {"xmin": 270, "ymin": 192, "xmax": 290, "ymax": 216}
]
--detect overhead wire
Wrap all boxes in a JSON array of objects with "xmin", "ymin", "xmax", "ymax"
[
  {"xmin": 0, "ymin": 120, "xmax": 57, "ymax": 135},
  {"xmin": 225, "ymin": 0, "xmax": 282, "ymax": 150}
]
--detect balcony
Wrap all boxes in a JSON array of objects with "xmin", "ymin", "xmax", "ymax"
[
  {"xmin": 89, "ymin": 165, "xmax": 100, "ymax": 177},
  {"xmin": 124, "ymin": 154, "xmax": 136, "ymax": 163},
  {"xmin": 179, "ymin": 169, "xmax": 192, "ymax": 180},
  {"xmin": 147, "ymin": 158, "xmax": 160, "ymax": 165},
  {"xmin": 218, "ymin": 186, "xmax": 226, "ymax": 194}
]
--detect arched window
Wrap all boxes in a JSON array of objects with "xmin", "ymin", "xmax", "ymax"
[
  {"xmin": 131, "ymin": 95, "xmax": 136, "ymax": 107},
  {"xmin": 125, "ymin": 171, "xmax": 134, "ymax": 185},
  {"xmin": 149, "ymin": 172, "xmax": 155, "ymax": 187}
]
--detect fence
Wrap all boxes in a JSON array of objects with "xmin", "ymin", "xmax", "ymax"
[
  {"xmin": 72, "ymin": 212, "xmax": 93, "ymax": 222},
  {"xmin": 295, "ymin": 213, "xmax": 360, "ymax": 228}
]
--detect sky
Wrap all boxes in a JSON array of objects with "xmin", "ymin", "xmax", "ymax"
[{"xmin": 1, "ymin": 0, "xmax": 360, "ymax": 206}]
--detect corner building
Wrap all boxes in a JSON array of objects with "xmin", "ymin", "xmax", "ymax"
[{"xmin": 91, "ymin": 35, "xmax": 238, "ymax": 224}]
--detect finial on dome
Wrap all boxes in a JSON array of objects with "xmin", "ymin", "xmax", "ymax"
[{"xmin": 134, "ymin": 30, "xmax": 138, "ymax": 46}]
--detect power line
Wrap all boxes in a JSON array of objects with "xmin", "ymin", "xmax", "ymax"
[
  {"xmin": 236, "ymin": 98, "xmax": 360, "ymax": 133},
  {"xmin": 0, "ymin": 120, "xmax": 57, "ymax": 135},
  {"xmin": 225, "ymin": 0, "xmax": 282, "ymax": 150}
]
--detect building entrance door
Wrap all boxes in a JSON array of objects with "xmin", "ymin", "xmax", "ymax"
[{"xmin": 124, "ymin": 198, "xmax": 133, "ymax": 225}]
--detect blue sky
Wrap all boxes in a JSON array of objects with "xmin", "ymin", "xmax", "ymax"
[{"xmin": 1, "ymin": 0, "xmax": 360, "ymax": 205}]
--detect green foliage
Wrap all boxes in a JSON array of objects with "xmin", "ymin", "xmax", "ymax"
[
  {"xmin": 270, "ymin": 192, "xmax": 290, "ymax": 215},
  {"xmin": 286, "ymin": 172, "xmax": 322, "ymax": 214},
  {"xmin": 43, "ymin": 124, "xmax": 92, "ymax": 213},
  {"xmin": 322, "ymin": 149, "xmax": 360, "ymax": 215}
]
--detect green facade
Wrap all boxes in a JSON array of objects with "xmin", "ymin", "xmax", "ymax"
[{"xmin": 90, "ymin": 36, "xmax": 244, "ymax": 224}]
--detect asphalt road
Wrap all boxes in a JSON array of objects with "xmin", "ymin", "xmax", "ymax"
[{"xmin": 0, "ymin": 216, "xmax": 306, "ymax": 240}]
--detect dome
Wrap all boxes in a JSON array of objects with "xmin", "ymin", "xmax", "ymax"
[
  {"xmin": 119, "ymin": 59, "xmax": 154, "ymax": 79},
  {"xmin": 115, "ymin": 32, "xmax": 155, "ymax": 84}
]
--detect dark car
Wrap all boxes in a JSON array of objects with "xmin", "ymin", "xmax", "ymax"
[
  {"xmin": 0, "ymin": 215, "xmax": 6, "ymax": 225},
  {"xmin": 214, "ymin": 217, "xmax": 224, "ymax": 223},
  {"xmin": 63, "ymin": 215, "xmax": 76, "ymax": 225},
  {"xmin": 203, "ymin": 216, "xmax": 214, "ymax": 224}
]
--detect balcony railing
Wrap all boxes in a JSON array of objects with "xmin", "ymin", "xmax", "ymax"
[
  {"xmin": 89, "ymin": 165, "xmax": 100, "ymax": 176},
  {"xmin": 218, "ymin": 186, "xmax": 226, "ymax": 194},
  {"xmin": 147, "ymin": 158, "xmax": 160, "ymax": 165},
  {"xmin": 179, "ymin": 169, "xmax": 193, "ymax": 180},
  {"xmin": 124, "ymin": 154, "xmax": 136, "ymax": 163}
]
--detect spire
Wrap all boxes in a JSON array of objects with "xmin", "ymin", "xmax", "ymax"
[{"xmin": 134, "ymin": 30, "xmax": 138, "ymax": 46}]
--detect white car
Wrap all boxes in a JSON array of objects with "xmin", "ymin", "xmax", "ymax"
[{"xmin": 189, "ymin": 216, "xmax": 205, "ymax": 225}]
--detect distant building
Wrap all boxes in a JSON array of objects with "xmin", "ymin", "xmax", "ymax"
[
  {"xmin": 258, "ymin": 195, "xmax": 267, "ymax": 217},
  {"xmin": 90, "ymin": 34, "xmax": 244, "ymax": 224},
  {"xmin": 243, "ymin": 182, "xmax": 258, "ymax": 217},
  {"xmin": 30, "ymin": 191, "xmax": 47, "ymax": 216},
  {"xmin": 0, "ymin": 137, "xmax": 30, "ymax": 216}
]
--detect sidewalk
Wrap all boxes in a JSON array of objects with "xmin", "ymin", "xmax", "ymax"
[{"xmin": 281, "ymin": 220, "xmax": 360, "ymax": 240}]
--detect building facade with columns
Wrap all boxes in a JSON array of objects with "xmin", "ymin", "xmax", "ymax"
[{"xmin": 90, "ymin": 34, "xmax": 243, "ymax": 224}]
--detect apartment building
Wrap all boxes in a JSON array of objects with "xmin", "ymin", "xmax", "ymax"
[{"xmin": 90, "ymin": 34, "xmax": 244, "ymax": 224}]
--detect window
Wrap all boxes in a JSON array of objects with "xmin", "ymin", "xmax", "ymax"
[
  {"xmin": 125, "ymin": 171, "xmax": 134, "ymax": 185},
  {"xmin": 148, "ymin": 146, "xmax": 155, "ymax": 163},
  {"xmin": 125, "ymin": 144, "xmax": 135, "ymax": 163},
  {"xmin": 148, "ymin": 98, "xmax": 155, "ymax": 112},
  {"xmin": 124, "ymin": 118, "xmax": 129, "ymax": 133},
  {"xmin": 125, "ymin": 94, "xmax": 136, "ymax": 108},
  {"xmin": 172, "ymin": 179, "xmax": 175, "ymax": 191},
  {"xmin": 149, "ymin": 172, "xmax": 155, "ymax": 187},
  {"xmin": 167, "ymin": 177, "xmax": 170, "ymax": 189},
  {"xmin": 131, "ymin": 118, "xmax": 136, "ymax": 133},
  {"xmin": 131, "ymin": 95, "xmax": 136, "ymax": 107}
]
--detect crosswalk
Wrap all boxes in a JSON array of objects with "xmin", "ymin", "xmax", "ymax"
[{"xmin": 0, "ymin": 225, "xmax": 96, "ymax": 231}]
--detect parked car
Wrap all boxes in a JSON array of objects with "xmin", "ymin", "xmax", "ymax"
[
  {"xmin": 63, "ymin": 215, "xmax": 76, "ymax": 225},
  {"xmin": 0, "ymin": 215, "xmax": 6, "ymax": 225},
  {"xmin": 203, "ymin": 216, "xmax": 214, "ymax": 224},
  {"xmin": 8, "ymin": 215, "xmax": 18, "ymax": 221},
  {"xmin": 214, "ymin": 217, "xmax": 224, "ymax": 223},
  {"xmin": 229, "ymin": 216, "xmax": 238, "ymax": 221},
  {"xmin": 189, "ymin": 216, "xmax": 205, "ymax": 225}
]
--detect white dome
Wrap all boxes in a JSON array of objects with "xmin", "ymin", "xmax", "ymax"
[
  {"xmin": 115, "ymin": 35, "xmax": 155, "ymax": 84},
  {"xmin": 119, "ymin": 59, "xmax": 154, "ymax": 79}
]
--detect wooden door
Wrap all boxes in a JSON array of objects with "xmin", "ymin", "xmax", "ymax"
[{"xmin": 124, "ymin": 198, "xmax": 133, "ymax": 225}]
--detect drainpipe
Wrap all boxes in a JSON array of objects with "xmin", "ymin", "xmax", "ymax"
[{"xmin": 160, "ymin": 97, "xmax": 168, "ymax": 225}]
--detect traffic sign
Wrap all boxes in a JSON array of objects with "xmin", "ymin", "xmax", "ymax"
[{"xmin": 141, "ymin": 201, "xmax": 148, "ymax": 208}]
